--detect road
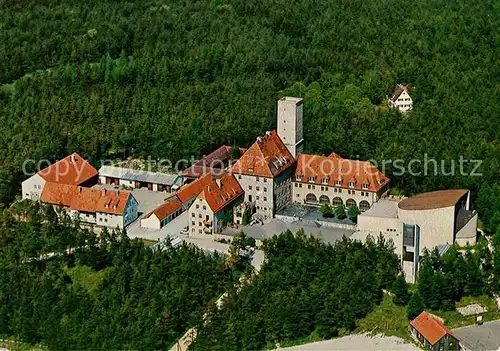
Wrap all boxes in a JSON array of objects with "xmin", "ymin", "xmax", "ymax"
[
  {"xmin": 279, "ymin": 334, "xmax": 419, "ymax": 350},
  {"xmin": 453, "ymin": 320, "xmax": 500, "ymax": 351}
]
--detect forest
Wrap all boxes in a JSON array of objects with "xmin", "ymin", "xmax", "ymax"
[
  {"xmin": 191, "ymin": 231, "xmax": 401, "ymax": 350},
  {"xmin": 0, "ymin": 0, "xmax": 499, "ymax": 228},
  {"xmin": 0, "ymin": 203, "xmax": 238, "ymax": 349}
]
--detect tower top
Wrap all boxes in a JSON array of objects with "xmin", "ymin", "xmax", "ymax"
[{"xmin": 277, "ymin": 97, "xmax": 304, "ymax": 158}]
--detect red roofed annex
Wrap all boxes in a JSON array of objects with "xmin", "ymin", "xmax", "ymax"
[{"xmin": 410, "ymin": 312, "xmax": 459, "ymax": 350}]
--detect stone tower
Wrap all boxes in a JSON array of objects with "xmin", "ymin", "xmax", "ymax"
[{"xmin": 277, "ymin": 96, "xmax": 304, "ymax": 158}]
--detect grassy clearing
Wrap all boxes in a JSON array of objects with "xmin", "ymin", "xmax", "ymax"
[
  {"xmin": 135, "ymin": 238, "xmax": 158, "ymax": 247},
  {"xmin": 355, "ymin": 294, "xmax": 412, "ymax": 342},
  {"xmin": 0, "ymin": 339, "xmax": 45, "ymax": 351},
  {"xmin": 432, "ymin": 295, "xmax": 500, "ymax": 329},
  {"xmin": 65, "ymin": 265, "xmax": 110, "ymax": 294}
]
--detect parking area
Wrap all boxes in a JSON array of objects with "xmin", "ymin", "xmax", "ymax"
[
  {"xmin": 224, "ymin": 218, "xmax": 355, "ymax": 244},
  {"xmin": 453, "ymin": 320, "xmax": 500, "ymax": 351}
]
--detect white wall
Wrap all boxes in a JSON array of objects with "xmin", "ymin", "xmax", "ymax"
[
  {"xmin": 236, "ymin": 174, "xmax": 274, "ymax": 219},
  {"xmin": 21, "ymin": 174, "xmax": 46, "ymax": 200},
  {"xmin": 455, "ymin": 212, "xmax": 478, "ymax": 247},
  {"xmin": 141, "ymin": 213, "xmax": 161, "ymax": 230},
  {"xmin": 390, "ymin": 90, "xmax": 413, "ymax": 112},
  {"xmin": 398, "ymin": 206, "xmax": 455, "ymax": 255},
  {"xmin": 188, "ymin": 198, "xmax": 215, "ymax": 237},
  {"xmin": 277, "ymin": 97, "xmax": 303, "ymax": 158},
  {"xmin": 96, "ymin": 212, "xmax": 124, "ymax": 229}
]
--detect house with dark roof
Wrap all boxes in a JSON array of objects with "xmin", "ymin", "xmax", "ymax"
[
  {"xmin": 292, "ymin": 153, "xmax": 390, "ymax": 212},
  {"xmin": 231, "ymin": 130, "xmax": 296, "ymax": 219},
  {"xmin": 410, "ymin": 312, "xmax": 460, "ymax": 350},
  {"xmin": 40, "ymin": 183, "xmax": 138, "ymax": 229},
  {"xmin": 389, "ymin": 84, "xmax": 413, "ymax": 112},
  {"xmin": 22, "ymin": 153, "xmax": 98, "ymax": 201},
  {"xmin": 181, "ymin": 145, "xmax": 246, "ymax": 183}
]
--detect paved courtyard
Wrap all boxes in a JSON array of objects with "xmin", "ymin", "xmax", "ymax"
[
  {"xmin": 93, "ymin": 184, "xmax": 174, "ymax": 214},
  {"xmin": 280, "ymin": 334, "xmax": 419, "ymax": 350},
  {"xmin": 453, "ymin": 320, "xmax": 500, "ymax": 351},
  {"xmin": 225, "ymin": 218, "xmax": 355, "ymax": 244}
]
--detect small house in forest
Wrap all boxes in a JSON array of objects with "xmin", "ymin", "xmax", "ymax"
[{"xmin": 389, "ymin": 84, "xmax": 413, "ymax": 113}]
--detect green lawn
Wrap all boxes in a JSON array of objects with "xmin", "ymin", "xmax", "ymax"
[
  {"xmin": 431, "ymin": 295, "xmax": 500, "ymax": 329},
  {"xmin": 355, "ymin": 294, "xmax": 412, "ymax": 342},
  {"xmin": 64, "ymin": 265, "xmax": 111, "ymax": 294}
]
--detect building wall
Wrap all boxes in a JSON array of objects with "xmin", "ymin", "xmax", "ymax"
[
  {"xmin": 141, "ymin": 214, "xmax": 162, "ymax": 230},
  {"xmin": 292, "ymin": 181, "xmax": 378, "ymax": 209},
  {"xmin": 71, "ymin": 210, "xmax": 97, "ymax": 224},
  {"xmin": 277, "ymin": 98, "xmax": 303, "ymax": 158},
  {"xmin": 237, "ymin": 174, "xmax": 274, "ymax": 219},
  {"xmin": 96, "ymin": 211, "xmax": 124, "ymax": 229},
  {"xmin": 398, "ymin": 206, "xmax": 455, "ymax": 255},
  {"xmin": 21, "ymin": 174, "xmax": 46, "ymax": 200},
  {"xmin": 390, "ymin": 90, "xmax": 413, "ymax": 112},
  {"xmin": 188, "ymin": 198, "xmax": 215, "ymax": 237},
  {"xmin": 123, "ymin": 195, "xmax": 139, "ymax": 227},
  {"xmin": 455, "ymin": 212, "xmax": 478, "ymax": 247},
  {"xmin": 274, "ymin": 169, "xmax": 294, "ymax": 214}
]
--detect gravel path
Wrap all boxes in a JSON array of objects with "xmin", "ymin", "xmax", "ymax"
[{"xmin": 279, "ymin": 334, "xmax": 419, "ymax": 351}]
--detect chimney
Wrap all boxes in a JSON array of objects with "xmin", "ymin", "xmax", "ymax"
[
  {"xmin": 256, "ymin": 136, "xmax": 263, "ymax": 143},
  {"xmin": 265, "ymin": 131, "xmax": 271, "ymax": 137},
  {"xmin": 215, "ymin": 178, "xmax": 221, "ymax": 188},
  {"xmin": 102, "ymin": 189, "xmax": 106, "ymax": 197}
]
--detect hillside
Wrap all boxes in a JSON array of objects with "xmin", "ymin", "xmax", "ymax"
[{"xmin": 1, "ymin": 0, "xmax": 499, "ymax": 227}]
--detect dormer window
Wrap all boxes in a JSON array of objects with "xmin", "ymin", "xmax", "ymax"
[
  {"xmin": 378, "ymin": 179, "xmax": 384, "ymax": 185},
  {"xmin": 349, "ymin": 181, "xmax": 355, "ymax": 188},
  {"xmin": 296, "ymin": 175, "xmax": 303, "ymax": 182},
  {"xmin": 308, "ymin": 176, "xmax": 315, "ymax": 183},
  {"xmin": 362, "ymin": 183, "xmax": 369, "ymax": 190},
  {"xmin": 322, "ymin": 177, "xmax": 329, "ymax": 185},
  {"xmin": 335, "ymin": 180, "xmax": 342, "ymax": 186}
]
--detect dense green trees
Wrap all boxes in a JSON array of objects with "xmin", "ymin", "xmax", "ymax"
[
  {"xmin": 0, "ymin": 204, "xmax": 235, "ymax": 349},
  {"xmin": 0, "ymin": 0, "xmax": 498, "ymax": 219},
  {"xmin": 191, "ymin": 231, "xmax": 400, "ymax": 349}
]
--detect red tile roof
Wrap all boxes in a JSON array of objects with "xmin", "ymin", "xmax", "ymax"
[
  {"xmin": 231, "ymin": 130, "xmax": 295, "ymax": 178},
  {"xmin": 182, "ymin": 145, "xmax": 246, "ymax": 179},
  {"xmin": 198, "ymin": 173, "xmax": 244, "ymax": 213},
  {"xmin": 295, "ymin": 153, "xmax": 389, "ymax": 192},
  {"xmin": 410, "ymin": 312, "xmax": 455, "ymax": 345},
  {"xmin": 41, "ymin": 183, "xmax": 132, "ymax": 215},
  {"xmin": 38, "ymin": 153, "xmax": 98, "ymax": 186},
  {"xmin": 176, "ymin": 173, "xmax": 213, "ymax": 203},
  {"xmin": 144, "ymin": 196, "xmax": 183, "ymax": 221}
]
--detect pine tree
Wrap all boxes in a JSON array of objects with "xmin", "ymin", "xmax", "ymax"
[
  {"xmin": 392, "ymin": 275, "xmax": 410, "ymax": 306},
  {"xmin": 407, "ymin": 291, "xmax": 425, "ymax": 320}
]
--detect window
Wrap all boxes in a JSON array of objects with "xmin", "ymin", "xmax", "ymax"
[
  {"xmin": 256, "ymin": 196, "xmax": 260, "ymax": 201},
  {"xmin": 296, "ymin": 175, "xmax": 303, "ymax": 181},
  {"xmin": 199, "ymin": 222, "xmax": 202, "ymax": 226},
  {"xmin": 199, "ymin": 214, "xmax": 202, "ymax": 218},
  {"xmin": 249, "ymin": 185, "xmax": 252, "ymax": 190},
  {"xmin": 256, "ymin": 186, "xmax": 260, "ymax": 191},
  {"xmin": 191, "ymin": 221, "xmax": 195, "ymax": 225},
  {"xmin": 203, "ymin": 205, "xmax": 206, "ymax": 210},
  {"xmin": 349, "ymin": 181, "xmax": 355, "ymax": 187},
  {"xmin": 362, "ymin": 183, "xmax": 369, "ymax": 189},
  {"xmin": 352, "ymin": 190, "xmax": 355, "ymax": 195},
  {"xmin": 308, "ymin": 176, "xmax": 315, "ymax": 182},
  {"xmin": 336, "ymin": 180, "xmax": 342, "ymax": 186},
  {"xmin": 338, "ymin": 189, "xmax": 342, "ymax": 193},
  {"xmin": 238, "ymin": 175, "xmax": 241, "ymax": 179},
  {"xmin": 322, "ymin": 178, "xmax": 328, "ymax": 185},
  {"xmin": 196, "ymin": 204, "xmax": 199, "ymax": 209},
  {"xmin": 199, "ymin": 229, "xmax": 202, "ymax": 234},
  {"xmin": 312, "ymin": 185, "xmax": 315, "ymax": 190},
  {"xmin": 294, "ymin": 183, "xmax": 297, "ymax": 187},
  {"xmin": 264, "ymin": 187, "xmax": 267, "ymax": 192},
  {"xmin": 299, "ymin": 183, "xmax": 302, "ymax": 188},
  {"xmin": 192, "ymin": 213, "xmax": 195, "ymax": 217},
  {"xmin": 308, "ymin": 184, "xmax": 311, "ymax": 189},
  {"xmin": 256, "ymin": 177, "xmax": 259, "ymax": 182},
  {"xmin": 264, "ymin": 197, "xmax": 267, "ymax": 201},
  {"xmin": 263, "ymin": 178, "xmax": 267, "ymax": 183}
]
